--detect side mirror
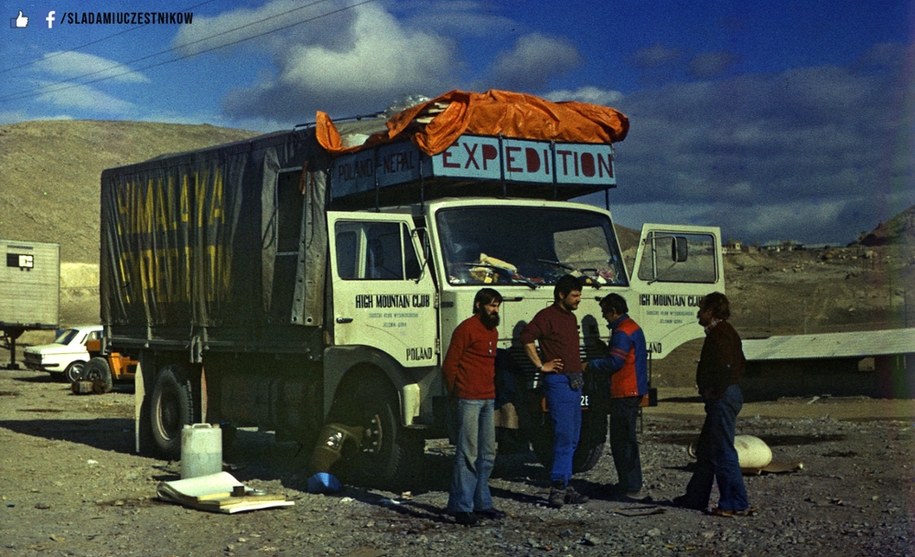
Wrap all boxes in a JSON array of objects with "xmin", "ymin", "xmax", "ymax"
[{"xmin": 671, "ymin": 236, "xmax": 688, "ymax": 262}]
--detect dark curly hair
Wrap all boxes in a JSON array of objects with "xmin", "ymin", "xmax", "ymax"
[{"xmin": 553, "ymin": 274, "xmax": 583, "ymax": 301}]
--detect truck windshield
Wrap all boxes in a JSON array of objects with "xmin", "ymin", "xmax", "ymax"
[{"xmin": 436, "ymin": 205, "xmax": 627, "ymax": 287}]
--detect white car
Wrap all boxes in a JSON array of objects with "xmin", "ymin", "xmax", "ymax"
[{"xmin": 24, "ymin": 325, "xmax": 103, "ymax": 382}]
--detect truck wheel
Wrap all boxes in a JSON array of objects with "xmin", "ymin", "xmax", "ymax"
[
  {"xmin": 64, "ymin": 361, "xmax": 87, "ymax": 383},
  {"xmin": 331, "ymin": 379, "xmax": 423, "ymax": 489},
  {"xmin": 82, "ymin": 357, "xmax": 113, "ymax": 393},
  {"xmin": 529, "ymin": 410, "xmax": 607, "ymax": 474},
  {"xmin": 575, "ymin": 410, "xmax": 608, "ymax": 473},
  {"xmin": 150, "ymin": 366, "xmax": 194, "ymax": 459}
]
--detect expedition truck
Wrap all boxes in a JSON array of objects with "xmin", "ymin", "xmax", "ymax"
[
  {"xmin": 1, "ymin": 239, "xmax": 60, "ymax": 370},
  {"xmin": 100, "ymin": 90, "xmax": 724, "ymax": 485}
]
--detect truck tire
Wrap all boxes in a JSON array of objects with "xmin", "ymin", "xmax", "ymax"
[
  {"xmin": 331, "ymin": 378, "xmax": 423, "ymax": 489},
  {"xmin": 575, "ymin": 410, "xmax": 608, "ymax": 472},
  {"xmin": 149, "ymin": 366, "xmax": 194, "ymax": 459},
  {"xmin": 82, "ymin": 357, "xmax": 113, "ymax": 393},
  {"xmin": 529, "ymin": 409, "xmax": 607, "ymax": 474},
  {"xmin": 64, "ymin": 360, "xmax": 87, "ymax": 383}
]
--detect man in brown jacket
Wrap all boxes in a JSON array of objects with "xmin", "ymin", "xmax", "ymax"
[{"xmin": 673, "ymin": 292, "xmax": 754, "ymax": 517}]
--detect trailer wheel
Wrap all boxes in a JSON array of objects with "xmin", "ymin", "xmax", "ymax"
[
  {"xmin": 64, "ymin": 361, "xmax": 87, "ymax": 383},
  {"xmin": 529, "ymin": 409, "xmax": 607, "ymax": 474},
  {"xmin": 150, "ymin": 366, "xmax": 194, "ymax": 459},
  {"xmin": 330, "ymin": 378, "xmax": 423, "ymax": 489},
  {"xmin": 82, "ymin": 357, "xmax": 113, "ymax": 393}
]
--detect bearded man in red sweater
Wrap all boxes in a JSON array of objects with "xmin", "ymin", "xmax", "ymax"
[{"xmin": 443, "ymin": 287, "xmax": 506, "ymax": 526}]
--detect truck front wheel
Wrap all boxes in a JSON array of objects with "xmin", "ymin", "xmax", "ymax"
[
  {"xmin": 529, "ymin": 409, "xmax": 607, "ymax": 474},
  {"xmin": 330, "ymin": 378, "xmax": 423, "ymax": 489},
  {"xmin": 149, "ymin": 365, "xmax": 194, "ymax": 459}
]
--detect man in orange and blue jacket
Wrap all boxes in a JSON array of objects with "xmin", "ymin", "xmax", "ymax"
[{"xmin": 586, "ymin": 293, "xmax": 648, "ymax": 499}]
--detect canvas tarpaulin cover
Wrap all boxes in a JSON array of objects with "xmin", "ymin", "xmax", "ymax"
[
  {"xmin": 315, "ymin": 89, "xmax": 630, "ymax": 156},
  {"xmin": 99, "ymin": 131, "xmax": 329, "ymax": 331}
]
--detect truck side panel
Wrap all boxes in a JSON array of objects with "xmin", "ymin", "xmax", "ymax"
[{"xmin": 99, "ymin": 130, "xmax": 330, "ymax": 351}]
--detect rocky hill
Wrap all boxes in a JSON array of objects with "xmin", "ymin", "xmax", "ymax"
[
  {"xmin": 0, "ymin": 120, "xmax": 257, "ymax": 263},
  {"xmin": 857, "ymin": 205, "xmax": 915, "ymax": 246}
]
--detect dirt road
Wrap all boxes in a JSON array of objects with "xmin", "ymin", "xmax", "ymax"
[{"xmin": 1, "ymin": 369, "xmax": 912, "ymax": 557}]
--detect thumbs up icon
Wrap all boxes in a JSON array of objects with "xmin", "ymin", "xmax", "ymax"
[{"xmin": 11, "ymin": 10, "xmax": 29, "ymax": 28}]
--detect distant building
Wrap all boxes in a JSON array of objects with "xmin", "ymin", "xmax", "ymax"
[
  {"xmin": 762, "ymin": 240, "xmax": 802, "ymax": 252},
  {"xmin": 723, "ymin": 240, "xmax": 743, "ymax": 254}
]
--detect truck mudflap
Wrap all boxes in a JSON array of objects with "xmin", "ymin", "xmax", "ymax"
[{"xmin": 401, "ymin": 383, "xmax": 421, "ymax": 426}]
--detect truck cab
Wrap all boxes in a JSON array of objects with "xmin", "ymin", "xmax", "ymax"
[{"xmin": 326, "ymin": 196, "xmax": 723, "ymax": 474}]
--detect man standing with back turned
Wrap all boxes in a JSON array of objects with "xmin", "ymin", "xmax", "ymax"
[
  {"xmin": 443, "ymin": 287, "xmax": 506, "ymax": 526},
  {"xmin": 586, "ymin": 293, "xmax": 648, "ymax": 500},
  {"xmin": 520, "ymin": 274, "xmax": 590, "ymax": 508}
]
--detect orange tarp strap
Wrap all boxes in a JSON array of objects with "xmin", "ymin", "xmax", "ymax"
[{"xmin": 315, "ymin": 89, "xmax": 629, "ymax": 156}]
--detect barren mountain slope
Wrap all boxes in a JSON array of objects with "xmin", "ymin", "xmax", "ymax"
[{"xmin": 0, "ymin": 120, "xmax": 257, "ymax": 263}]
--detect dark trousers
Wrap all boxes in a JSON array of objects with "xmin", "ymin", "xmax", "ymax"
[
  {"xmin": 609, "ymin": 396, "xmax": 642, "ymax": 492},
  {"xmin": 683, "ymin": 384, "xmax": 750, "ymax": 511}
]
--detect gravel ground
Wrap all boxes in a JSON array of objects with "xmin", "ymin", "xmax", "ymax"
[{"xmin": 0, "ymin": 369, "xmax": 912, "ymax": 557}]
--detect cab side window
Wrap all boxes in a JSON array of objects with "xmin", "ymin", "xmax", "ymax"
[{"xmin": 334, "ymin": 221, "xmax": 420, "ymax": 280}]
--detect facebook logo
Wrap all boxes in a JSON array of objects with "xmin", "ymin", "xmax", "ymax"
[{"xmin": 46, "ymin": 10, "xmax": 55, "ymax": 28}]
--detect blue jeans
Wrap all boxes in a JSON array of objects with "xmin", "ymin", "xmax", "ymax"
[
  {"xmin": 609, "ymin": 396, "xmax": 642, "ymax": 492},
  {"xmin": 683, "ymin": 384, "xmax": 750, "ymax": 511},
  {"xmin": 542, "ymin": 373, "xmax": 582, "ymax": 485},
  {"xmin": 447, "ymin": 399, "xmax": 496, "ymax": 513}
]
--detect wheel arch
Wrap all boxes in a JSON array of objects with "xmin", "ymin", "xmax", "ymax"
[{"xmin": 324, "ymin": 346, "xmax": 424, "ymax": 427}]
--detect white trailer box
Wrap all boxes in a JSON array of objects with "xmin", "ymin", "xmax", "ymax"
[{"xmin": 0, "ymin": 239, "xmax": 60, "ymax": 330}]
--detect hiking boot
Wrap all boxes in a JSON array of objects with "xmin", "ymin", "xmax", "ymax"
[
  {"xmin": 564, "ymin": 485, "xmax": 589, "ymax": 505},
  {"xmin": 453, "ymin": 512, "xmax": 480, "ymax": 526},
  {"xmin": 547, "ymin": 487, "xmax": 566, "ymax": 508},
  {"xmin": 672, "ymin": 495, "xmax": 706, "ymax": 511},
  {"xmin": 475, "ymin": 507, "xmax": 506, "ymax": 520},
  {"xmin": 709, "ymin": 506, "xmax": 757, "ymax": 518}
]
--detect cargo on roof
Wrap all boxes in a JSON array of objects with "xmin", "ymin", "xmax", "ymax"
[{"xmin": 316, "ymin": 88, "xmax": 630, "ymax": 156}]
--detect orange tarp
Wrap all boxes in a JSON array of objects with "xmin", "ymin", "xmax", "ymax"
[{"xmin": 315, "ymin": 89, "xmax": 629, "ymax": 156}]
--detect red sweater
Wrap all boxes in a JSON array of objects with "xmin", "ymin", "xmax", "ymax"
[{"xmin": 442, "ymin": 314, "xmax": 498, "ymax": 400}]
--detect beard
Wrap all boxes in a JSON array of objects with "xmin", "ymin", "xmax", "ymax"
[{"xmin": 480, "ymin": 311, "xmax": 500, "ymax": 329}]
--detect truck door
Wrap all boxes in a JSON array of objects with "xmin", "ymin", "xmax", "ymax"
[
  {"xmin": 327, "ymin": 212, "xmax": 438, "ymax": 366},
  {"xmin": 628, "ymin": 224, "xmax": 724, "ymax": 359}
]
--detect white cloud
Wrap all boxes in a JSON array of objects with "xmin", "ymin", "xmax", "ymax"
[
  {"xmin": 544, "ymin": 86, "xmax": 624, "ymax": 106},
  {"xmin": 393, "ymin": 0, "xmax": 518, "ymax": 38},
  {"xmin": 36, "ymin": 51, "xmax": 149, "ymax": 84},
  {"xmin": 36, "ymin": 82, "xmax": 136, "ymax": 114},
  {"xmin": 487, "ymin": 33, "xmax": 580, "ymax": 90},
  {"xmin": 689, "ymin": 51, "xmax": 737, "ymax": 79},
  {"xmin": 0, "ymin": 110, "xmax": 33, "ymax": 125},
  {"xmin": 171, "ymin": 0, "xmax": 327, "ymax": 57},
  {"xmin": 630, "ymin": 44, "xmax": 681, "ymax": 69},
  {"xmin": 205, "ymin": 2, "xmax": 455, "ymax": 120}
]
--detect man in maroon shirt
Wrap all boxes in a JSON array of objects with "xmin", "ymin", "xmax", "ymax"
[
  {"xmin": 520, "ymin": 274, "xmax": 590, "ymax": 508},
  {"xmin": 443, "ymin": 287, "xmax": 506, "ymax": 526}
]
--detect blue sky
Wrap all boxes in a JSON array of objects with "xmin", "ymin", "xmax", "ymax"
[{"xmin": 1, "ymin": 0, "xmax": 912, "ymax": 245}]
